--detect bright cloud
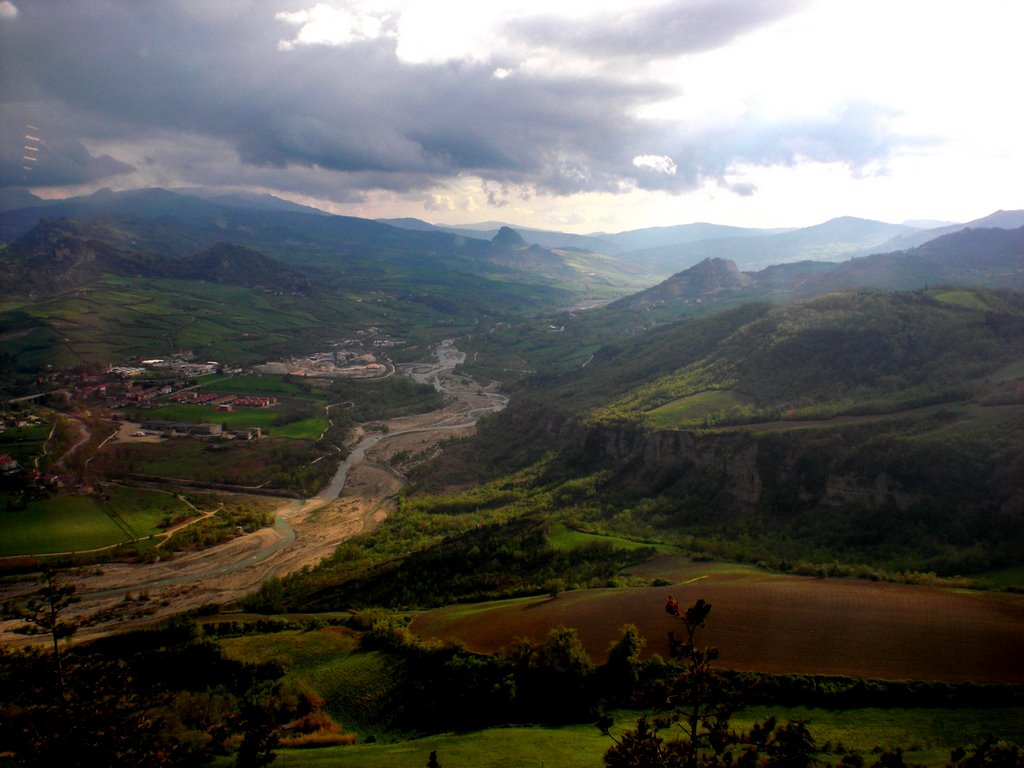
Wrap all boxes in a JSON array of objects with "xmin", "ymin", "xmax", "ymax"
[
  {"xmin": 276, "ymin": 3, "xmax": 390, "ymax": 50},
  {"xmin": 633, "ymin": 154, "xmax": 678, "ymax": 175},
  {"xmin": 1, "ymin": 0, "xmax": 1020, "ymax": 232}
]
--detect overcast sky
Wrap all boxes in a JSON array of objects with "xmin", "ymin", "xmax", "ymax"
[{"xmin": 1, "ymin": 0, "xmax": 1021, "ymax": 232}]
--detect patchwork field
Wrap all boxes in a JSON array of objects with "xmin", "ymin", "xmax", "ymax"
[
  {"xmin": 0, "ymin": 486, "xmax": 191, "ymax": 557},
  {"xmin": 91, "ymin": 437, "xmax": 337, "ymax": 496},
  {"xmin": 410, "ymin": 558, "xmax": 1024, "ymax": 684},
  {"xmin": 123, "ymin": 401, "xmax": 329, "ymax": 440}
]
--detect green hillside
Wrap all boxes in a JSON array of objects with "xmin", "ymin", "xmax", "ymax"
[
  {"xmin": 444, "ymin": 288, "xmax": 1024, "ymax": 577},
  {"xmin": 598, "ymin": 289, "xmax": 1024, "ymax": 425}
]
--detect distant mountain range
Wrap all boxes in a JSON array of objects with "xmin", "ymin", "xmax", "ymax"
[
  {"xmin": 385, "ymin": 209, "xmax": 1024, "ymax": 275},
  {"xmin": 0, "ymin": 219, "xmax": 313, "ymax": 295},
  {"xmin": 617, "ymin": 225, "xmax": 1024, "ymax": 312},
  {"xmin": 1, "ymin": 187, "xmax": 1021, "ymax": 306}
]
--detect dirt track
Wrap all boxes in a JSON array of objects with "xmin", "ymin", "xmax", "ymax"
[{"xmin": 0, "ymin": 341, "xmax": 505, "ymax": 641}]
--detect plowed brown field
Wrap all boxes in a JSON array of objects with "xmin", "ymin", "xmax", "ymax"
[{"xmin": 410, "ymin": 561, "xmax": 1024, "ymax": 684}]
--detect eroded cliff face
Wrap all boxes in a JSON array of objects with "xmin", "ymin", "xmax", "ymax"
[
  {"xmin": 569, "ymin": 422, "xmax": 766, "ymax": 514},
  {"xmin": 486, "ymin": 401, "xmax": 1020, "ymax": 521},
  {"xmin": 563, "ymin": 419, "xmax": 925, "ymax": 517}
]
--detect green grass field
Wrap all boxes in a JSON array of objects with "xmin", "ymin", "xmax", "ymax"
[
  {"xmin": 974, "ymin": 565, "xmax": 1024, "ymax": 591},
  {"xmin": 645, "ymin": 389, "xmax": 750, "ymax": 429},
  {"xmin": 257, "ymin": 706, "xmax": 1024, "ymax": 768},
  {"xmin": 547, "ymin": 523, "xmax": 675, "ymax": 554},
  {"xmin": 125, "ymin": 401, "xmax": 328, "ymax": 440},
  {"xmin": 220, "ymin": 628, "xmax": 404, "ymax": 736},
  {"xmin": 214, "ymin": 620, "xmax": 1024, "ymax": 767},
  {"xmin": 0, "ymin": 420, "xmax": 50, "ymax": 466},
  {"xmin": 0, "ymin": 486, "xmax": 190, "ymax": 556},
  {"xmin": 198, "ymin": 374, "xmax": 330, "ymax": 400},
  {"xmin": 934, "ymin": 290, "xmax": 991, "ymax": 311}
]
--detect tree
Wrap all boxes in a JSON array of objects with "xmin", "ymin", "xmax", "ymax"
[
  {"xmin": 2, "ymin": 568, "xmax": 81, "ymax": 698},
  {"xmin": 602, "ymin": 623, "xmax": 646, "ymax": 702},
  {"xmin": 601, "ymin": 597, "xmax": 816, "ymax": 768},
  {"xmin": 235, "ymin": 683, "xmax": 283, "ymax": 768},
  {"xmin": 948, "ymin": 738, "xmax": 1024, "ymax": 768}
]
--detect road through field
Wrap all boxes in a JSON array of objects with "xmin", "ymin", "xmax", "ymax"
[{"xmin": 0, "ymin": 340, "xmax": 507, "ymax": 639}]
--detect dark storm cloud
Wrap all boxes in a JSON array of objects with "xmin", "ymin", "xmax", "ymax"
[
  {"xmin": 508, "ymin": 0, "xmax": 805, "ymax": 60},
  {"xmin": 0, "ymin": 0, "xmax": 917, "ymax": 201},
  {"xmin": 0, "ymin": 105, "xmax": 136, "ymax": 186}
]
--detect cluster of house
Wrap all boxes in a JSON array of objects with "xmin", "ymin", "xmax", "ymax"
[
  {"xmin": 0, "ymin": 453, "xmax": 22, "ymax": 476},
  {"xmin": 168, "ymin": 391, "xmax": 278, "ymax": 410},
  {"xmin": 0, "ymin": 453, "xmax": 63, "ymax": 494}
]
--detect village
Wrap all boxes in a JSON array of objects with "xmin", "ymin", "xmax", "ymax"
[{"xmin": 0, "ymin": 328, "xmax": 403, "ymax": 508}]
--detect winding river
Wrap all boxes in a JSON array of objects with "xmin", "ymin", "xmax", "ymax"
[{"xmin": 76, "ymin": 340, "xmax": 506, "ymax": 602}]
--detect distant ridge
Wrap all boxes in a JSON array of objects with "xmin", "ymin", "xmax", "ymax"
[
  {"xmin": 376, "ymin": 217, "xmax": 441, "ymax": 232},
  {"xmin": 179, "ymin": 242, "xmax": 312, "ymax": 293},
  {"xmin": 0, "ymin": 221, "xmax": 313, "ymax": 296},
  {"xmin": 611, "ymin": 225, "xmax": 1024, "ymax": 317},
  {"xmin": 616, "ymin": 257, "xmax": 753, "ymax": 309},
  {"xmin": 492, "ymin": 226, "xmax": 528, "ymax": 247}
]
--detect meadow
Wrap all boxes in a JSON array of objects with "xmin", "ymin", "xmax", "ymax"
[
  {"xmin": 92, "ymin": 438, "xmax": 337, "ymax": 496},
  {"xmin": 123, "ymin": 401, "xmax": 329, "ymax": 440},
  {"xmin": 242, "ymin": 706, "xmax": 1024, "ymax": 768},
  {"xmin": 546, "ymin": 522, "xmax": 676, "ymax": 554},
  {"xmin": 0, "ymin": 485, "xmax": 191, "ymax": 557},
  {"xmin": 0, "ymin": 423, "xmax": 49, "ymax": 468},
  {"xmin": 644, "ymin": 388, "xmax": 751, "ymax": 429}
]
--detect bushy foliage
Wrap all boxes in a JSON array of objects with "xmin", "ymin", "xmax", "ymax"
[
  {"xmin": 601, "ymin": 598, "xmax": 817, "ymax": 768},
  {"xmin": 595, "ymin": 289, "xmax": 1024, "ymax": 424},
  {"xmin": 0, "ymin": 616, "xmax": 314, "ymax": 767},
  {"xmin": 286, "ymin": 516, "xmax": 656, "ymax": 610},
  {"xmin": 328, "ymin": 376, "xmax": 446, "ymax": 421}
]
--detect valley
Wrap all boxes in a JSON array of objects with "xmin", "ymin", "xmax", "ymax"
[
  {"xmin": 1, "ymin": 339, "xmax": 506, "ymax": 638},
  {"xmin": 5, "ymin": 4, "xmax": 1024, "ymax": 762},
  {"xmin": 1, "ymin": 190, "xmax": 1022, "ymax": 768}
]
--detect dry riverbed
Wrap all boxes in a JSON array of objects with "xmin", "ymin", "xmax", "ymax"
[{"xmin": 1, "ymin": 341, "xmax": 505, "ymax": 641}]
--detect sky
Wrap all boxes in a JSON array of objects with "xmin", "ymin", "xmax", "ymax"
[{"xmin": 1, "ymin": 0, "xmax": 1021, "ymax": 233}]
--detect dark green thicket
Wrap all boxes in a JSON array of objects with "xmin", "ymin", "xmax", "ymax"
[
  {"xmin": 276, "ymin": 517, "xmax": 655, "ymax": 611},
  {"xmin": 0, "ymin": 617, "xmax": 300, "ymax": 767},
  {"xmin": 328, "ymin": 376, "xmax": 446, "ymax": 421}
]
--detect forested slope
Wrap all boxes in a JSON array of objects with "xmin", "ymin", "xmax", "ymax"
[{"xmin": 458, "ymin": 287, "xmax": 1024, "ymax": 576}]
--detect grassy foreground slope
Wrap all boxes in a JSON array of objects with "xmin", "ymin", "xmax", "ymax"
[{"xmin": 257, "ymin": 708, "xmax": 1024, "ymax": 768}]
